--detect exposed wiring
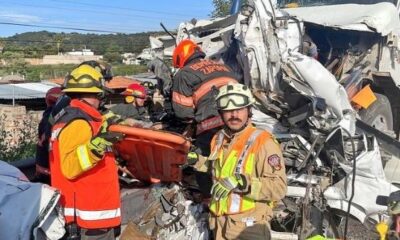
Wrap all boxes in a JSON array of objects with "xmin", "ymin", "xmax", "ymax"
[{"xmin": 341, "ymin": 127, "xmax": 357, "ymax": 240}]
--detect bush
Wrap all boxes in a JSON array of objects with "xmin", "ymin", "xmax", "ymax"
[{"xmin": 0, "ymin": 114, "xmax": 38, "ymax": 162}]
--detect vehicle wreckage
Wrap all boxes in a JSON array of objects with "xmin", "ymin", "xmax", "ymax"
[
  {"xmin": 3, "ymin": 0, "xmax": 400, "ymax": 239},
  {"xmin": 161, "ymin": 0, "xmax": 400, "ymax": 238}
]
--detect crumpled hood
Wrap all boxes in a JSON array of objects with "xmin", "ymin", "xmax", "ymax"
[{"xmin": 283, "ymin": 2, "xmax": 400, "ymax": 35}]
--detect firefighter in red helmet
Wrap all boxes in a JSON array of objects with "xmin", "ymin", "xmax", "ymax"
[{"xmin": 109, "ymin": 83, "xmax": 152, "ymax": 128}]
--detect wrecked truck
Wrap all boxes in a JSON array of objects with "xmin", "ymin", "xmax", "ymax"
[
  {"xmin": 8, "ymin": 0, "xmax": 400, "ymax": 239},
  {"xmin": 149, "ymin": 0, "xmax": 400, "ymax": 238}
]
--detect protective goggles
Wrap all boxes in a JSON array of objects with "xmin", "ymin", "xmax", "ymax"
[
  {"xmin": 141, "ymin": 81, "xmax": 155, "ymax": 90},
  {"xmin": 216, "ymin": 94, "xmax": 251, "ymax": 110}
]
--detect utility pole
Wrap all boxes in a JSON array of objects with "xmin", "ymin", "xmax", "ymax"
[{"xmin": 12, "ymin": 84, "xmax": 15, "ymax": 107}]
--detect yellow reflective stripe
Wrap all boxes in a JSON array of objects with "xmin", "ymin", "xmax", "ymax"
[
  {"xmin": 220, "ymin": 151, "xmax": 237, "ymax": 178},
  {"xmin": 241, "ymin": 197, "xmax": 254, "ymax": 212},
  {"xmin": 245, "ymin": 153, "xmax": 254, "ymax": 174},
  {"xmin": 64, "ymin": 207, "xmax": 121, "ymax": 220},
  {"xmin": 77, "ymin": 145, "xmax": 93, "ymax": 171},
  {"xmin": 248, "ymin": 177, "xmax": 262, "ymax": 200},
  {"xmin": 214, "ymin": 150, "xmax": 224, "ymax": 177}
]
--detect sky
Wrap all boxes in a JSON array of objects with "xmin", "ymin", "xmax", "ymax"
[{"xmin": 0, "ymin": 0, "xmax": 214, "ymax": 37}]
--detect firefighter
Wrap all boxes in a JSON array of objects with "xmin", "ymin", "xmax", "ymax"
[
  {"xmin": 33, "ymin": 86, "xmax": 63, "ymax": 184},
  {"xmin": 208, "ymin": 83, "xmax": 287, "ymax": 240},
  {"xmin": 110, "ymin": 83, "xmax": 148, "ymax": 120},
  {"xmin": 49, "ymin": 64, "xmax": 122, "ymax": 239},
  {"xmin": 171, "ymin": 39, "xmax": 238, "ymax": 156},
  {"xmin": 147, "ymin": 56, "xmax": 172, "ymax": 97}
]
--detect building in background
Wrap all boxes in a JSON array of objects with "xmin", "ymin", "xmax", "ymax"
[{"xmin": 25, "ymin": 49, "xmax": 103, "ymax": 65}]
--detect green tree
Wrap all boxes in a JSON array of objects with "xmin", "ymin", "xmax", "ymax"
[
  {"xmin": 210, "ymin": 0, "xmax": 232, "ymax": 18},
  {"xmin": 0, "ymin": 114, "xmax": 37, "ymax": 162},
  {"xmin": 104, "ymin": 44, "xmax": 123, "ymax": 64}
]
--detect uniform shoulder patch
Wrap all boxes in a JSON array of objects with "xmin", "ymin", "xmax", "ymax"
[{"xmin": 267, "ymin": 154, "xmax": 282, "ymax": 171}]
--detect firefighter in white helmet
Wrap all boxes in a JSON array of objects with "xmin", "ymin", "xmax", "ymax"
[{"xmin": 208, "ymin": 82, "xmax": 287, "ymax": 240}]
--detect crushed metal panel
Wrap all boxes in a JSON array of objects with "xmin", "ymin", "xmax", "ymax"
[
  {"xmin": 287, "ymin": 53, "xmax": 353, "ymax": 119},
  {"xmin": 284, "ymin": 2, "xmax": 400, "ymax": 35}
]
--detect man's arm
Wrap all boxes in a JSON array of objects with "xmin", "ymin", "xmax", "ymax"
[
  {"xmin": 172, "ymin": 71, "xmax": 195, "ymax": 121},
  {"xmin": 58, "ymin": 119, "xmax": 101, "ymax": 179},
  {"xmin": 247, "ymin": 138, "xmax": 287, "ymax": 201}
]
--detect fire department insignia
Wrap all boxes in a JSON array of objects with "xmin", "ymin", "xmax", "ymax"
[{"xmin": 267, "ymin": 154, "xmax": 281, "ymax": 171}]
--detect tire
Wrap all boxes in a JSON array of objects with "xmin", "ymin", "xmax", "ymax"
[{"xmin": 359, "ymin": 93, "xmax": 393, "ymax": 133}]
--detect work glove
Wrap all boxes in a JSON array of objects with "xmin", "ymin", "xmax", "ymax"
[
  {"xmin": 101, "ymin": 111, "xmax": 123, "ymax": 133},
  {"xmin": 187, "ymin": 152, "xmax": 199, "ymax": 165},
  {"xmin": 211, "ymin": 174, "xmax": 248, "ymax": 200},
  {"xmin": 88, "ymin": 132, "xmax": 124, "ymax": 158}
]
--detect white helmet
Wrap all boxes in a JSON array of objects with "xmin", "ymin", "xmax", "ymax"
[{"xmin": 216, "ymin": 83, "xmax": 255, "ymax": 111}]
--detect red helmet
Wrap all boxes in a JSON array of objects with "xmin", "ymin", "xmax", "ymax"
[
  {"xmin": 172, "ymin": 39, "xmax": 203, "ymax": 68},
  {"xmin": 45, "ymin": 87, "xmax": 63, "ymax": 106},
  {"xmin": 121, "ymin": 83, "xmax": 146, "ymax": 103}
]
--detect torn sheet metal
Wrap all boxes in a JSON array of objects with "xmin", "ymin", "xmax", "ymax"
[
  {"xmin": 283, "ymin": 2, "xmax": 400, "ymax": 36},
  {"xmin": 251, "ymin": 108, "xmax": 289, "ymax": 134},
  {"xmin": 287, "ymin": 53, "xmax": 354, "ymax": 121},
  {"xmin": 324, "ymin": 136, "xmax": 399, "ymax": 223},
  {"xmin": 121, "ymin": 184, "xmax": 209, "ymax": 240}
]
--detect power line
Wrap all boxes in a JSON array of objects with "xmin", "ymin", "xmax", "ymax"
[
  {"xmin": 0, "ymin": 1, "xmax": 189, "ymax": 22},
  {"xmin": 49, "ymin": 0, "xmax": 201, "ymax": 18},
  {"xmin": 0, "ymin": 21, "xmax": 132, "ymax": 34},
  {"xmin": 0, "ymin": 38, "xmax": 153, "ymax": 47}
]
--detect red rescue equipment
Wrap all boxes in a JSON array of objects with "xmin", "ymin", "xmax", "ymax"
[{"xmin": 109, "ymin": 125, "xmax": 191, "ymax": 183}]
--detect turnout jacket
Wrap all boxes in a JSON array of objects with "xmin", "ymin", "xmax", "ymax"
[
  {"xmin": 209, "ymin": 123, "xmax": 287, "ymax": 220},
  {"xmin": 49, "ymin": 99, "xmax": 121, "ymax": 229},
  {"xmin": 172, "ymin": 58, "xmax": 238, "ymax": 125}
]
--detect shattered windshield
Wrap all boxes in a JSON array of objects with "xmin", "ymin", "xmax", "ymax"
[{"xmin": 277, "ymin": 0, "xmax": 398, "ymax": 8}]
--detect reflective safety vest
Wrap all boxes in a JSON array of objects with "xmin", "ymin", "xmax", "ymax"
[
  {"xmin": 49, "ymin": 99, "xmax": 121, "ymax": 229},
  {"xmin": 209, "ymin": 126, "xmax": 271, "ymax": 216}
]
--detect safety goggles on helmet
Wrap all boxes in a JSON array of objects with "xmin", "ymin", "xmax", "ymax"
[
  {"xmin": 217, "ymin": 93, "xmax": 252, "ymax": 110},
  {"xmin": 141, "ymin": 81, "xmax": 155, "ymax": 90}
]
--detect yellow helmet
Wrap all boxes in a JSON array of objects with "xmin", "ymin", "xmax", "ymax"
[
  {"xmin": 216, "ymin": 83, "xmax": 255, "ymax": 111},
  {"xmin": 63, "ymin": 64, "xmax": 105, "ymax": 93}
]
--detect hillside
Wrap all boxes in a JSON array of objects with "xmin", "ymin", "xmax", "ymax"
[{"xmin": 0, "ymin": 31, "xmax": 164, "ymax": 58}]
